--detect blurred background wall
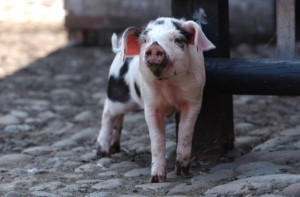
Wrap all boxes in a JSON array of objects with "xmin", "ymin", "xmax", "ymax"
[
  {"xmin": 64, "ymin": 0, "xmax": 296, "ymax": 46},
  {"xmin": 64, "ymin": 0, "xmax": 172, "ymax": 45}
]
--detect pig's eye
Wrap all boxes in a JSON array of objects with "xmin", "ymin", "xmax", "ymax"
[
  {"xmin": 141, "ymin": 38, "xmax": 148, "ymax": 44},
  {"xmin": 174, "ymin": 38, "xmax": 185, "ymax": 49}
]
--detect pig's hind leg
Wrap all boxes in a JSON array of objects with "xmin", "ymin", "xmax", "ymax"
[
  {"xmin": 110, "ymin": 114, "xmax": 124, "ymax": 153},
  {"xmin": 97, "ymin": 99, "xmax": 125, "ymax": 157}
]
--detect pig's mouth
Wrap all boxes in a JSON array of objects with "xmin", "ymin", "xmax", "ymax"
[
  {"xmin": 146, "ymin": 52, "xmax": 169, "ymax": 74},
  {"xmin": 147, "ymin": 63, "xmax": 166, "ymax": 77},
  {"xmin": 147, "ymin": 63, "xmax": 176, "ymax": 81}
]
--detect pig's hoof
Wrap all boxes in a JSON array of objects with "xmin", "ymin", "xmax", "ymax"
[
  {"xmin": 96, "ymin": 146, "xmax": 110, "ymax": 157},
  {"xmin": 110, "ymin": 142, "xmax": 120, "ymax": 154},
  {"xmin": 149, "ymin": 175, "xmax": 166, "ymax": 183},
  {"xmin": 175, "ymin": 161, "xmax": 190, "ymax": 176}
]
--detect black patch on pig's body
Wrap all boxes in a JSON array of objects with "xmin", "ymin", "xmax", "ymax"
[
  {"xmin": 134, "ymin": 82, "xmax": 141, "ymax": 98},
  {"xmin": 119, "ymin": 57, "xmax": 132, "ymax": 77},
  {"xmin": 172, "ymin": 21, "xmax": 191, "ymax": 43},
  {"xmin": 107, "ymin": 58, "xmax": 133, "ymax": 103},
  {"xmin": 107, "ymin": 76, "xmax": 130, "ymax": 102}
]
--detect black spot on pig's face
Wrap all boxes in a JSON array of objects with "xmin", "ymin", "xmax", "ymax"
[
  {"xmin": 172, "ymin": 21, "xmax": 191, "ymax": 43},
  {"xmin": 155, "ymin": 19, "xmax": 165, "ymax": 25},
  {"xmin": 142, "ymin": 28, "xmax": 151, "ymax": 37}
]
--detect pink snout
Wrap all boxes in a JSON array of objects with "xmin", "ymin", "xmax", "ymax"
[{"xmin": 145, "ymin": 42, "xmax": 168, "ymax": 77}]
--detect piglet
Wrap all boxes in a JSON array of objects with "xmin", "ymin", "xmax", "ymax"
[{"xmin": 97, "ymin": 17, "xmax": 215, "ymax": 182}]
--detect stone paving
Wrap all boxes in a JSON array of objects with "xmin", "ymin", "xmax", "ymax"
[{"xmin": 0, "ymin": 46, "xmax": 300, "ymax": 197}]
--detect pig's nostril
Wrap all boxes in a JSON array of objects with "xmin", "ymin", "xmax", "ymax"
[
  {"xmin": 145, "ymin": 51, "xmax": 152, "ymax": 57},
  {"xmin": 156, "ymin": 51, "xmax": 164, "ymax": 57},
  {"xmin": 145, "ymin": 43, "xmax": 167, "ymax": 66}
]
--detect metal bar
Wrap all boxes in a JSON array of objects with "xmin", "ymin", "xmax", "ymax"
[{"xmin": 205, "ymin": 58, "xmax": 300, "ymax": 96}]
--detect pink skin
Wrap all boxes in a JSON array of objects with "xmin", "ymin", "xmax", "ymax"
[
  {"xmin": 97, "ymin": 17, "xmax": 215, "ymax": 182},
  {"xmin": 145, "ymin": 43, "xmax": 167, "ymax": 65},
  {"xmin": 145, "ymin": 43, "xmax": 169, "ymax": 78}
]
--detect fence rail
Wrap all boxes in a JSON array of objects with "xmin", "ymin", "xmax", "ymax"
[{"xmin": 205, "ymin": 58, "xmax": 300, "ymax": 96}]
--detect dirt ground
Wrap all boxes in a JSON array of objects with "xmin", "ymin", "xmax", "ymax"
[{"xmin": 0, "ymin": 0, "xmax": 66, "ymax": 78}]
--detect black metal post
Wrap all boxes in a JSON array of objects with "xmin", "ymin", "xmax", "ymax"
[{"xmin": 172, "ymin": 0, "xmax": 234, "ymax": 159}]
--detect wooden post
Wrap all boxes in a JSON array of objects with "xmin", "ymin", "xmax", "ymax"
[
  {"xmin": 276, "ymin": 0, "xmax": 296, "ymax": 59},
  {"xmin": 297, "ymin": 0, "xmax": 300, "ymax": 40},
  {"xmin": 172, "ymin": 0, "xmax": 234, "ymax": 160}
]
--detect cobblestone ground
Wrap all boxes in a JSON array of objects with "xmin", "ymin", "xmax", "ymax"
[
  {"xmin": 0, "ymin": 45, "xmax": 300, "ymax": 197},
  {"xmin": 1, "ymin": 1, "xmax": 300, "ymax": 196}
]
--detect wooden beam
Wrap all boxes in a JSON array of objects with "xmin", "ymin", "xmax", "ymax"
[
  {"xmin": 276, "ymin": 0, "xmax": 296, "ymax": 59},
  {"xmin": 297, "ymin": 0, "xmax": 300, "ymax": 40},
  {"xmin": 205, "ymin": 58, "xmax": 300, "ymax": 95}
]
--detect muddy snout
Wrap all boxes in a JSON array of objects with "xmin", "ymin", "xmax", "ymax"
[{"xmin": 145, "ymin": 42, "xmax": 168, "ymax": 77}]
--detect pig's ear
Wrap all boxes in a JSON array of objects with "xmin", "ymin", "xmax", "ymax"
[
  {"xmin": 121, "ymin": 27, "xmax": 142, "ymax": 57},
  {"xmin": 182, "ymin": 21, "xmax": 215, "ymax": 52}
]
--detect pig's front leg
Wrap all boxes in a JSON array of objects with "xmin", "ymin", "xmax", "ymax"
[
  {"xmin": 144, "ymin": 105, "xmax": 167, "ymax": 183},
  {"xmin": 175, "ymin": 102, "xmax": 201, "ymax": 176}
]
